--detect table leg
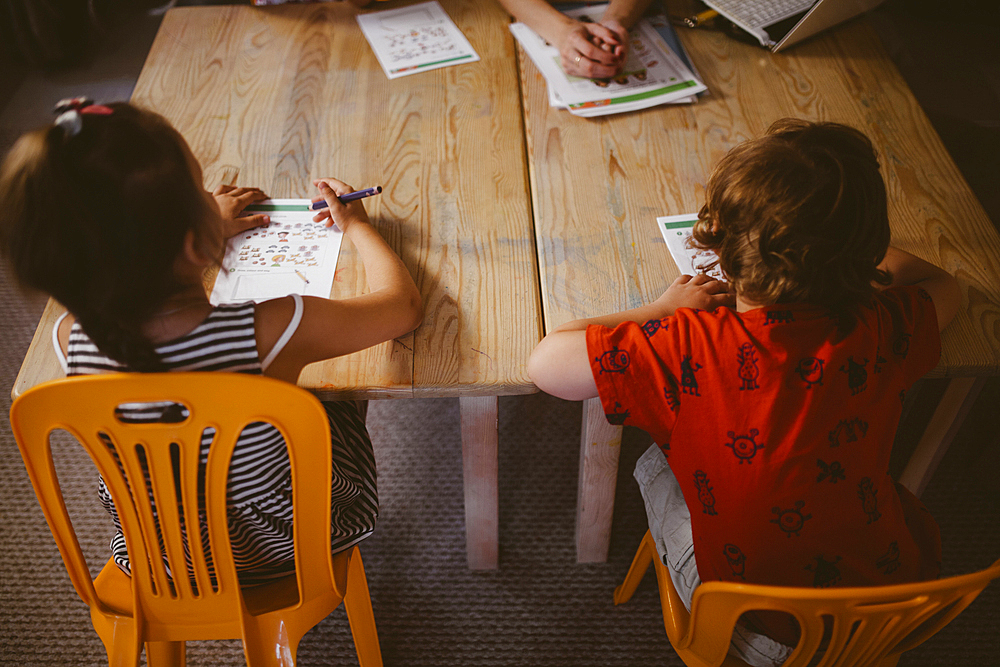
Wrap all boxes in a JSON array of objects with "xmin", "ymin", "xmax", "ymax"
[
  {"xmin": 899, "ymin": 377, "xmax": 986, "ymax": 497},
  {"xmin": 460, "ymin": 396, "xmax": 499, "ymax": 570},
  {"xmin": 576, "ymin": 397, "xmax": 623, "ymax": 563}
]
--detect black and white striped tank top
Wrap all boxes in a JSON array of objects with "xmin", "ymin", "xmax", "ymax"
[{"xmin": 53, "ymin": 298, "xmax": 378, "ymax": 586}]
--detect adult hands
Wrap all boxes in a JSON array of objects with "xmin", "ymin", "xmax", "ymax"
[
  {"xmin": 558, "ymin": 19, "xmax": 627, "ymax": 79},
  {"xmin": 212, "ymin": 184, "xmax": 270, "ymax": 238},
  {"xmin": 311, "ymin": 178, "xmax": 371, "ymax": 234}
]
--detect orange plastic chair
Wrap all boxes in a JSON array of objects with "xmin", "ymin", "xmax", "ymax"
[
  {"xmin": 614, "ymin": 530, "xmax": 1000, "ymax": 667},
  {"xmin": 9, "ymin": 372, "xmax": 383, "ymax": 667}
]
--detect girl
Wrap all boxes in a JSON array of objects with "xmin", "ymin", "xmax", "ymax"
[{"xmin": 0, "ymin": 99, "xmax": 423, "ymax": 585}]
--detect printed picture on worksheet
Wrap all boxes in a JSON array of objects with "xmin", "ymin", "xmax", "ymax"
[
  {"xmin": 210, "ymin": 199, "xmax": 344, "ymax": 304},
  {"xmin": 357, "ymin": 0, "xmax": 480, "ymax": 78},
  {"xmin": 657, "ymin": 213, "xmax": 724, "ymax": 280}
]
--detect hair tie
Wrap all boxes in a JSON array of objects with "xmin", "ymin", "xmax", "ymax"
[{"xmin": 52, "ymin": 97, "xmax": 113, "ymax": 138}]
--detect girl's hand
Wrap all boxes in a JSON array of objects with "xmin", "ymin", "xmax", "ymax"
[
  {"xmin": 212, "ymin": 184, "xmax": 270, "ymax": 237},
  {"xmin": 559, "ymin": 20, "xmax": 625, "ymax": 78},
  {"xmin": 311, "ymin": 178, "xmax": 371, "ymax": 233},
  {"xmin": 656, "ymin": 274, "xmax": 735, "ymax": 312}
]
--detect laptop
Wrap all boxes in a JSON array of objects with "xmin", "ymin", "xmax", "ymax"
[{"xmin": 701, "ymin": 0, "xmax": 886, "ymax": 52}]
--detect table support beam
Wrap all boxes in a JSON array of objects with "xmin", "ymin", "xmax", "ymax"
[
  {"xmin": 900, "ymin": 376, "xmax": 987, "ymax": 497},
  {"xmin": 460, "ymin": 396, "xmax": 499, "ymax": 570},
  {"xmin": 576, "ymin": 397, "xmax": 622, "ymax": 563}
]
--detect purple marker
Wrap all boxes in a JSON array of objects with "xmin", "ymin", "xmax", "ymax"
[{"xmin": 311, "ymin": 185, "xmax": 382, "ymax": 210}]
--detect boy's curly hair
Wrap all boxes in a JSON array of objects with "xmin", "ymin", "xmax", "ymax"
[{"xmin": 691, "ymin": 118, "xmax": 892, "ymax": 329}]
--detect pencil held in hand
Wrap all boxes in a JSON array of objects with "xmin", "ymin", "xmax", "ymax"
[{"xmin": 311, "ymin": 186, "xmax": 382, "ymax": 210}]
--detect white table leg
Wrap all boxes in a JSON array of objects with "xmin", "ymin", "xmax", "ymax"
[
  {"xmin": 576, "ymin": 397, "xmax": 623, "ymax": 563},
  {"xmin": 460, "ymin": 396, "xmax": 499, "ymax": 570},
  {"xmin": 899, "ymin": 377, "xmax": 986, "ymax": 497}
]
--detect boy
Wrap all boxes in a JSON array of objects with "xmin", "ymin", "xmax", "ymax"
[{"xmin": 528, "ymin": 119, "xmax": 960, "ymax": 663}]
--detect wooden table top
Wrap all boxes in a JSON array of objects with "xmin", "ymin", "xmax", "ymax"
[
  {"xmin": 12, "ymin": 0, "xmax": 542, "ymax": 401},
  {"xmin": 519, "ymin": 16, "xmax": 1000, "ymax": 378}
]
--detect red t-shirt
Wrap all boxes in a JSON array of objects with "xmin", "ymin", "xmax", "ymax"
[{"xmin": 588, "ymin": 286, "xmax": 942, "ymax": 588}]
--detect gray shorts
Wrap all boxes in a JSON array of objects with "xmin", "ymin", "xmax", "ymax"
[{"xmin": 634, "ymin": 444, "xmax": 794, "ymax": 667}]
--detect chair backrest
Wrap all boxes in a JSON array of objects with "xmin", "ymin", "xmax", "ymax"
[
  {"xmin": 676, "ymin": 557, "xmax": 1000, "ymax": 667},
  {"xmin": 9, "ymin": 372, "xmax": 338, "ymax": 637}
]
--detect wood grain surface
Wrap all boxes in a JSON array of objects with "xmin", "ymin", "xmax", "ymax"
[
  {"xmin": 519, "ymin": 16, "xmax": 1000, "ymax": 378},
  {"xmin": 12, "ymin": 0, "xmax": 541, "ymax": 402},
  {"xmin": 14, "ymin": 1, "xmax": 541, "ymax": 400}
]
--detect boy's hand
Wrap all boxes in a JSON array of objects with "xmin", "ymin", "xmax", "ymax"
[
  {"xmin": 657, "ymin": 274, "xmax": 735, "ymax": 312},
  {"xmin": 311, "ymin": 178, "xmax": 371, "ymax": 233},
  {"xmin": 212, "ymin": 185, "xmax": 270, "ymax": 237}
]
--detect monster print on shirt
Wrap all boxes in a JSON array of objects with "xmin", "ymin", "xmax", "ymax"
[
  {"xmin": 663, "ymin": 384, "xmax": 680, "ymax": 412},
  {"xmin": 876, "ymin": 541, "xmax": 901, "ymax": 575},
  {"xmin": 680, "ymin": 355, "xmax": 703, "ymax": 396},
  {"xmin": 795, "ymin": 357, "xmax": 825, "ymax": 388},
  {"xmin": 737, "ymin": 342, "xmax": 760, "ymax": 390},
  {"xmin": 605, "ymin": 401, "xmax": 630, "ymax": 425},
  {"xmin": 816, "ymin": 459, "xmax": 846, "ymax": 483},
  {"xmin": 764, "ymin": 310, "xmax": 794, "ymax": 325},
  {"xmin": 724, "ymin": 544, "xmax": 746, "ymax": 580},
  {"xmin": 595, "ymin": 347, "xmax": 630, "ymax": 374},
  {"xmin": 725, "ymin": 429, "xmax": 763, "ymax": 464},
  {"xmin": 806, "ymin": 555, "xmax": 843, "ymax": 587},
  {"xmin": 858, "ymin": 477, "xmax": 881, "ymax": 523},
  {"xmin": 641, "ymin": 317, "xmax": 667, "ymax": 337},
  {"xmin": 840, "ymin": 356, "xmax": 869, "ymax": 395},
  {"xmin": 892, "ymin": 332, "xmax": 911, "ymax": 359},
  {"xmin": 771, "ymin": 500, "xmax": 812, "ymax": 537},
  {"xmin": 828, "ymin": 418, "xmax": 868, "ymax": 447},
  {"xmin": 694, "ymin": 470, "xmax": 718, "ymax": 515}
]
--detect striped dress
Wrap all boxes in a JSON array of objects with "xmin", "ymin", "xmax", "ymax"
[{"xmin": 54, "ymin": 297, "xmax": 378, "ymax": 586}]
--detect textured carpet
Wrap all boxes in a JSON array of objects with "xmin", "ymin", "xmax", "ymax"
[
  {"xmin": 2, "ymin": 2, "xmax": 999, "ymax": 665},
  {"xmin": 1, "ymin": 268, "xmax": 999, "ymax": 666}
]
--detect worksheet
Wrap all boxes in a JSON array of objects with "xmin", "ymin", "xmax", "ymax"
[
  {"xmin": 210, "ymin": 199, "xmax": 344, "ymax": 304},
  {"xmin": 656, "ymin": 213, "xmax": 724, "ymax": 279},
  {"xmin": 511, "ymin": 4, "xmax": 706, "ymax": 117},
  {"xmin": 357, "ymin": 1, "xmax": 480, "ymax": 79}
]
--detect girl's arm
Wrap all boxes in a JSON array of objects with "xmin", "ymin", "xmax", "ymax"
[
  {"xmin": 257, "ymin": 178, "xmax": 423, "ymax": 383},
  {"xmin": 878, "ymin": 246, "xmax": 961, "ymax": 331},
  {"xmin": 528, "ymin": 274, "xmax": 733, "ymax": 400}
]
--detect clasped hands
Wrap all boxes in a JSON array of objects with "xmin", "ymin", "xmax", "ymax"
[{"xmin": 559, "ymin": 16, "xmax": 630, "ymax": 80}]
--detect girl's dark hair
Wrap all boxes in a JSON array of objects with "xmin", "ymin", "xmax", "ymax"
[
  {"xmin": 0, "ymin": 102, "xmax": 219, "ymax": 370},
  {"xmin": 691, "ymin": 118, "xmax": 893, "ymax": 332}
]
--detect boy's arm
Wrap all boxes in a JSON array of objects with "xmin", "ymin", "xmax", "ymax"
[
  {"xmin": 878, "ymin": 246, "xmax": 961, "ymax": 331},
  {"xmin": 528, "ymin": 274, "xmax": 733, "ymax": 400}
]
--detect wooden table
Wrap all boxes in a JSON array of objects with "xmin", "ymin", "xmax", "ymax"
[
  {"xmin": 11, "ymin": 0, "xmax": 541, "ymax": 570},
  {"xmin": 519, "ymin": 15, "xmax": 1000, "ymax": 561}
]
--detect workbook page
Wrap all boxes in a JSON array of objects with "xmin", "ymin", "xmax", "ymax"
[
  {"xmin": 210, "ymin": 199, "xmax": 344, "ymax": 304},
  {"xmin": 657, "ymin": 213, "xmax": 723, "ymax": 280},
  {"xmin": 357, "ymin": 1, "xmax": 480, "ymax": 79}
]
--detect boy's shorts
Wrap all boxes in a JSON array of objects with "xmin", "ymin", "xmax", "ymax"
[{"xmin": 634, "ymin": 444, "xmax": 794, "ymax": 667}]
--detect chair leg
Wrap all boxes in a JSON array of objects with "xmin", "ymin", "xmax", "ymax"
[
  {"xmin": 614, "ymin": 530, "xmax": 655, "ymax": 606},
  {"xmin": 344, "ymin": 550, "xmax": 383, "ymax": 667},
  {"xmin": 145, "ymin": 641, "xmax": 186, "ymax": 667}
]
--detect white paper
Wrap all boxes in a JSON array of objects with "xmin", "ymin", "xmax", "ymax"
[
  {"xmin": 510, "ymin": 4, "xmax": 706, "ymax": 117},
  {"xmin": 357, "ymin": 1, "xmax": 480, "ymax": 79},
  {"xmin": 210, "ymin": 199, "xmax": 344, "ymax": 305},
  {"xmin": 656, "ymin": 213, "xmax": 723, "ymax": 279}
]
